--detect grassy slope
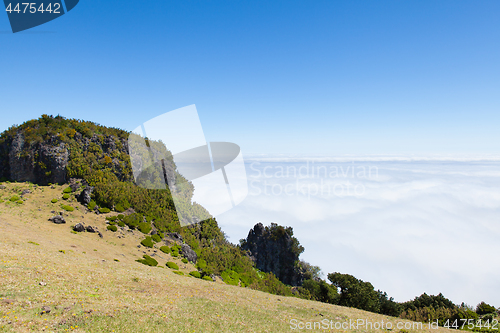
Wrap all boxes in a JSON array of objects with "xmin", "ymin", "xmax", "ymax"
[{"xmin": 0, "ymin": 182, "xmax": 453, "ymax": 333}]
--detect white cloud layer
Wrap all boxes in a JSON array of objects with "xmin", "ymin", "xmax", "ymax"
[{"xmin": 215, "ymin": 157, "xmax": 500, "ymax": 306}]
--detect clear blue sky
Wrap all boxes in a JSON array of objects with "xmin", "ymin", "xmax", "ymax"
[{"xmin": 1, "ymin": 0, "xmax": 499, "ymax": 155}]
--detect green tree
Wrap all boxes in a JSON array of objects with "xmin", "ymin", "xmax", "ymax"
[
  {"xmin": 476, "ymin": 301, "xmax": 497, "ymax": 315},
  {"xmin": 328, "ymin": 272, "xmax": 380, "ymax": 313}
]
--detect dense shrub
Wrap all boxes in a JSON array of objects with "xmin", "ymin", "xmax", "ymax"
[
  {"xmin": 141, "ymin": 237, "xmax": 154, "ymax": 248},
  {"xmin": 98, "ymin": 207, "xmax": 111, "ymax": 214},
  {"xmin": 63, "ymin": 187, "xmax": 72, "ymax": 193},
  {"xmin": 402, "ymin": 293, "xmax": 456, "ymax": 311},
  {"xmin": 106, "ymin": 216, "xmax": 118, "ymax": 222},
  {"xmin": 138, "ymin": 222, "xmax": 152, "ymax": 234},
  {"xmin": 107, "ymin": 225, "xmax": 118, "ymax": 232},
  {"xmin": 160, "ymin": 246, "xmax": 171, "ymax": 254},
  {"xmin": 202, "ymin": 276, "xmax": 213, "ymax": 281},
  {"xmin": 62, "ymin": 205, "xmax": 74, "ymax": 212},
  {"xmin": 173, "ymin": 271, "xmax": 184, "ymax": 275},
  {"xmin": 476, "ymin": 302, "xmax": 497, "ymax": 315},
  {"xmin": 123, "ymin": 213, "xmax": 142, "ymax": 230},
  {"xmin": 221, "ymin": 269, "xmax": 240, "ymax": 286},
  {"xmin": 16, "ymin": 200, "xmax": 23, "ymax": 204},
  {"xmin": 170, "ymin": 243, "xmax": 181, "ymax": 257},
  {"xmin": 62, "ymin": 193, "xmax": 70, "ymax": 200},
  {"xmin": 51, "ymin": 198, "xmax": 58, "ymax": 203},
  {"xmin": 328, "ymin": 272, "xmax": 380, "ymax": 313},
  {"xmin": 87, "ymin": 200, "xmax": 96, "ymax": 210},
  {"xmin": 115, "ymin": 204, "xmax": 125, "ymax": 212},
  {"xmin": 298, "ymin": 279, "xmax": 339, "ymax": 304},
  {"xmin": 166, "ymin": 262, "xmax": 179, "ymax": 270},
  {"xmin": 117, "ymin": 220, "xmax": 125, "ymax": 227},
  {"xmin": 189, "ymin": 271, "xmax": 201, "ymax": 278},
  {"xmin": 9, "ymin": 195, "xmax": 20, "ymax": 202},
  {"xmin": 182, "ymin": 258, "xmax": 188, "ymax": 264},
  {"xmin": 136, "ymin": 255, "xmax": 158, "ymax": 267},
  {"xmin": 117, "ymin": 214, "xmax": 125, "ymax": 220},
  {"xmin": 248, "ymin": 272, "xmax": 293, "ymax": 296},
  {"xmin": 151, "ymin": 234, "xmax": 161, "ymax": 243}
]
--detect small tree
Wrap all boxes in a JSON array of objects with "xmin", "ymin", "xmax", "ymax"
[{"xmin": 476, "ymin": 302, "xmax": 497, "ymax": 315}]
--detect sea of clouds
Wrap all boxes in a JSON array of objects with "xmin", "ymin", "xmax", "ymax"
[{"xmin": 214, "ymin": 155, "xmax": 500, "ymax": 306}]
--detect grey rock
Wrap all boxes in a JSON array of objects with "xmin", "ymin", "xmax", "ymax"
[
  {"xmin": 21, "ymin": 189, "xmax": 30, "ymax": 195},
  {"xmin": 180, "ymin": 243, "xmax": 197, "ymax": 263},
  {"xmin": 86, "ymin": 225, "xmax": 96, "ymax": 233},
  {"xmin": 241, "ymin": 222, "xmax": 304, "ymax": 286},
  {"xmin": 78, "ymin": 186, "xmax": 94, "ymax": 206},
  {"xmin": 40, "ymin": 306, "xmax": 51, "ymax": 314},
  {"xmin": 0, "ymin": 185, "xmax": 6, "ymax": 189},
  {"xmin": 74, "ymin": 223, "xmax": 85, "ymax": 232},
  {"xmin": 49, "ymin": 215, "xmax": 66, "ymax": 224},
  {"xmin": 97, "ymin": 231, "xmax": 103, "ymax": 238},
  {"xmin": 69, "ymin": 181, "xmax": 79, "ymax": 192},
  {"xmin": 168, "ymin": 232, "xmax": 183, "ymax": 243}
]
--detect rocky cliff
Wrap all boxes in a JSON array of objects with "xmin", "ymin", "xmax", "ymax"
[
  {"xmin": 0, "ymin": 115, "xmax": 131, "ymax": 185},
  {"xmin": 241, "ymin": 222, "xmax": 305, "ymax": 286}
]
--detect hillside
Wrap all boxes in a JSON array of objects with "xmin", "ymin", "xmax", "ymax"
[{"xmin": 0, "ymin": 181, "xmax": 453, "ymax": 333}]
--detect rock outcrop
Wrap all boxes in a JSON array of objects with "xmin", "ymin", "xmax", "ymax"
[
  {"xmin": 5, "ymin": 133, "xmax": 69, "ymax": 184},
  {"xmin": 0, "ymin": 123, "xmax": 131, "ymax": 185},
  {"xmin": 241, "ymin": 223, "xmax": 305, "ymax": 286},
  {"xmin": 78, "ymin": 186, "xmax": 93, "ymax": 206},
  {"xmin": 74, "ymin": 223, "xmax": 85, "ymax": 232},
  {"xmin": 49, "ymin": 215, "xmax": 66, "ymax": 224},
  {"xmin": 180, "ymin": 243, "xmax": 197, "ymax": 263}
]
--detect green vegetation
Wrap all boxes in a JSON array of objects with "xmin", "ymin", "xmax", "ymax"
[
  {"xmin": 115, "ymin": 203, "xmax": 126, "ymax": 212},
  {"xmin": 476, "ymin": 302, "xmax": 497, "ymax": 315},
  {"xmin": 98, "ymin": 207, "xmax": 110, "ymax": 214},
  {"xmin": 107, "ymin": 225, "xmax": 118, "ymax": 232},
  {"xmin": 138, "ymin": 222, "xmax": 152, "ymax": 234},
  {"xmin": 221, "ymin": 270, "xmax": 240, "ymax": 286},
  {"xmin": 61, "ymin": 205, "xmax": 74, "ymax": 212},
  {"xmin": 51, "ymin": 198, "xmax": 58, "ymax": 203},
  {"xmin": 28, "ymin": 241, "xmax": 39, "ymax": 245},
  {"xmin": 9, "ymin": 195, "xmax": 20, "ymax": 202},
  {"xmin": 160, "ymin": 246, "xmax": 171, "ymax": 254},
  {"xmin": 151, "ymin": 234, "xmax": 162, "ymax": 243},
  {"xmin": 181, "ymin": 258, "xmax": 188, "ymax": 264},
  {"xmin": 140, "ymin": 237, "xmax": 154, "ymax": 248},
  {"xmin": 166, "ymin": 262, "xmax": 179, "ymax": 270},
  {"xmin": 62, "ymin": 193, "xmax": 70, "ymax": 200},
  {"xmin": 189, "ymin": 271, "xmax": 201, "ymax": 278},
  {"xmin": 136, "ymin": 255, "xmax": 158, "ymax": 267},
  {"xmin": 170, "ymin": 243, "xmax": 180, "ymax": 257},
  {"xmin": 87, "ymin": 200, "xmax": 96, "ymax": 210},
  {"xmin": 202, "ymin": 275, "xmax": 213, "ymax": 281},
  {"xmin": 173, "ymin": 270, "xmax": 184, "ymax": 275},
  {"xmin": 63, "ymin": 186, "xmax": 72, "ymax": 193}
]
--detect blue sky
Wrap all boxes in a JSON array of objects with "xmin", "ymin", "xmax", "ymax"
[{"xmin": 1, "ymin": 0, "xmax": 500, "ymax": 155}]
